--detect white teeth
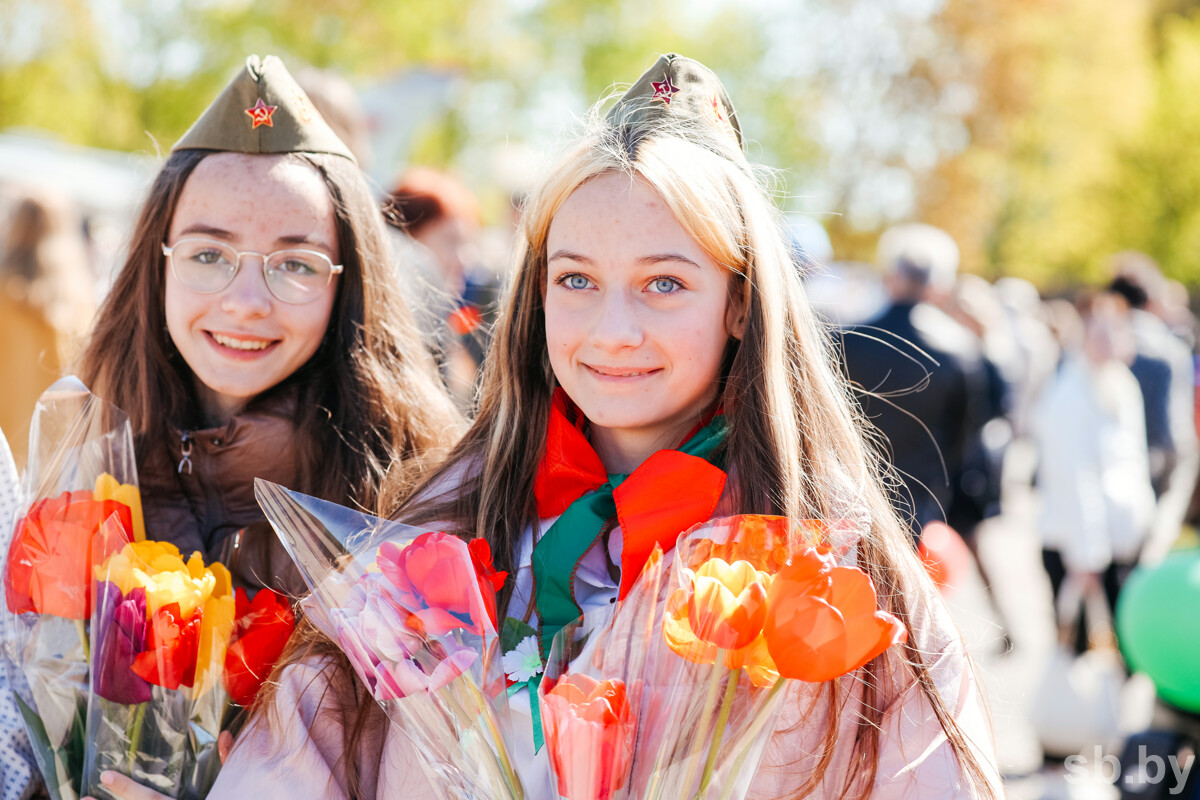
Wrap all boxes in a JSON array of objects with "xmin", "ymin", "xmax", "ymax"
[
  {"xmin": 593, "ymin": 368, "xmax": 648, "ymax": 377},
  {"xmin": 212, "ymin": 333, "xmax": 271, "ymax": 351}
]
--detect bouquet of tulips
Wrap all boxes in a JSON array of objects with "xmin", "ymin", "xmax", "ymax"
[
  {"xmin": 255, "ymin": 479, "xmax": 524, "ymax": 799},
  {"xmin": 540, "ymin": 515, "xmax": 908, "ymax": 800},
  {"xmin": 538, "ymin": 545, "xmax": 668, "ymax": 800},
  {"xmin": 2, "ymin": 379, "xmax": 297, "ymax": 800},
  {"xmin": 83, "ymin": 536, "xmax": 294, "ymax": 800},
  {"xmin": 2, "ymin": 378, "xmax": 144, "ymax": 800},
  {"xmin": 84, "ymin": 538, "xmax": 232, "ymax": 797},
  {"xmin": 82, "ymin": 533, "xmax": 294, "ymax": 799}
]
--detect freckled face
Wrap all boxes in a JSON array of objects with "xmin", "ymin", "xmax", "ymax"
[
  {"xmin": 544, "ymin": 172, "xmax": 741, "ymax": 448},
  {"xmin": 164, "ymin": 153, "xmax": 339, "ymax": 421}
]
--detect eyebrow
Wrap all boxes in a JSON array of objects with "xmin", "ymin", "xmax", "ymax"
[
  {"xmin": 175, "ymin": 224, "xmax": 334, "ymax": 253},
  {"xmin": 177, "ymin": 223, "xmax": 235, "ymax": 240},
  {"xmin": 547, "ymin": 249, "xmax": 703, "ymax": 269}
]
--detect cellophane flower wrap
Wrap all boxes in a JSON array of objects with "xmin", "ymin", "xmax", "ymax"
[
  {"xmin": 1, "ymin": 378, "xmax": 143, "ymax": 800},
  {"xmin": 83, "ymin": 539, "xmax": 236, "ymax": 800},
  {"xmin": 542, "ymin": 515, "xmax": 907, "ymax": 800},
  {"xmin": 254, "ymin": 479, "xmax": 525, "ymax": 799},
  {"xmin": 538, "ymin": 546, "xmax": 666, "ymax": 800}
]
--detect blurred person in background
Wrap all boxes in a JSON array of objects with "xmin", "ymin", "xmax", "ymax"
[
  {"xmin": 840, "ymin": 223, "xmax": 988, "ymax": 542},
  {"xmin": 993, "ymin": 276, "xmax": 1060, "ymax": 442},
  {"xmin": 0, "ymin": 189, "xmax": 96, "ymax": 468},
  {"xmin": 1034, "ymin": 293, "xmax": 1155, "ymax": 649},
  {"xmin": 940, "ymin": 273, "xmax": 1018, "ymax": 644},
  {"xmin": 386, "ymin": 167, "xmax": 499, "ymax": 406},
  {"xmin": 943, "ymin": 273, "xmax": 1015, "ymax": 532},
  {"xmin": 296, "ymin": 67, "xmax": 374, "ymax": 171},
  {"xmin": 1107, "ymin": 253, "xmax": 1198, "ymax": 563}
]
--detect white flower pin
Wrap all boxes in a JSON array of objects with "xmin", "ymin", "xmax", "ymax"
[{"xmin": 502, "ymin": 635, "xmax": 543, "ymax": 683}]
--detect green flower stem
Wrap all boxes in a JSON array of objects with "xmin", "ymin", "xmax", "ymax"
[
  {"xmin": 695, "ymin": 667, "xmax": 741, "ymax": 798},
  {"xmin": 716, "ymin": 678, "xmax": 788, "ymax": 800},
  {"xmin": 74, "ymin": 619, "xmax": 90, "ymax": 661},
  {"xmin": 674, "ymin": 652, "xmax": 727, "ymax": 800},
  {"xmin": 125, "ymin": 702, "xmax": 148, "ymax": 771}
]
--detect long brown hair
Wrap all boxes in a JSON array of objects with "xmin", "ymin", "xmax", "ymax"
[
  {"xmin": 279, "ymin": 110, "xmax": 999, "ymax": 797},
  {"xmin": 76, "ymin": 148, "xmax": 462, "ymax": 510}
]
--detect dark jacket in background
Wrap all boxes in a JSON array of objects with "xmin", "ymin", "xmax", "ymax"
[{"xmin": 840, "ymin": 301, "xmax": 988, "ymax": 538}]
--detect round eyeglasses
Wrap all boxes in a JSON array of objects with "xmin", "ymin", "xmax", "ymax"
[{"xmin": 162, "ymin": 238, "xmax": 343, "ymax": 305}]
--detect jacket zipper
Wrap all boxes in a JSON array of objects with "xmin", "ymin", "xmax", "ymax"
[{"xmin": 178, "ymin": 431, "xmax": 193, "ymax": 475}]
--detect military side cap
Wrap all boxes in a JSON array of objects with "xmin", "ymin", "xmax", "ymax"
[
  {"xmin": 173, "ymin": 55, "xmax": 356, "ymax": 163},
  {"xmin": 605, "ymin": 53, "xmax": 743, "ymax": 156}
]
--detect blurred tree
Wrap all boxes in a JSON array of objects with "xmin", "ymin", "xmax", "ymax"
[
  {"xmin": 13, "ymin": 0, "xmax": 1159, "ymax": 289},
  {"xmin": 1105, "ymin": 11, "xmax": 1200, "ymax": 285},
  {"xmin": 919, "ymin": 0, "xmax": 1154, "ymax": 288}
]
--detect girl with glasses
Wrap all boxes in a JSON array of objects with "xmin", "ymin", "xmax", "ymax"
[
  {"xmin": 66, "ymin": 50, "xmax": 460, "ymax": 705},
  {"xmin": 73, "ymin": 57, "xmax": 458, "ymax": 800}
]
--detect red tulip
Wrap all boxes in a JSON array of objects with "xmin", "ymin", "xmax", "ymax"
[
  {"xmin": 376, "ymin": 532, "xmax": 497, "ymax": 636},
  {"xmin": 5, "ymin": 490, "xmax": 134, "ymax": 619},
  {"xmin": 541, "ymin": 674, "xmax": 636, "ymax": 800},
  {"xmin": 763, "ymin": 549, "xmax": 907, "ymax": 683},
  {"xmin": 131, "ymin": 602, "xmax": 202, "ymax": 690},
  {"xmin": 224, "ymin": 588, "xmax": 296, "ymax": 707},
  {"xmin": 468, "ymin": 538, "xmax": 508, "ymax": 630}
]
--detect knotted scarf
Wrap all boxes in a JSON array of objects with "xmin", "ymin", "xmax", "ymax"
[{"xmin": 531, "ymin": 389, "xmax": 727, "ymax": 654}]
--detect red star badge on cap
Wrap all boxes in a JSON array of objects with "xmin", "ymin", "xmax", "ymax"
[
  {"xmin": 245, "ymin": 98, "xmax": 278, "ymax": 129},
  {"xmin": 651, "ymin": 77, "xmax": 679, "ymax": 104}
]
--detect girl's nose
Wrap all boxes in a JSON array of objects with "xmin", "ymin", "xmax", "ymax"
[
  {"xmin": 219, "ymin": 255, "xmax": 273, "ymax": 318},
  {"xmin": 589, "ymin": 289, "xmax": 643, "ymax": 351}
]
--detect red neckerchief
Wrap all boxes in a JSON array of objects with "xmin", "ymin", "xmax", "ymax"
[{"xmin": 532, "ymin": 388, "xmax": 726, "ymax": 598}]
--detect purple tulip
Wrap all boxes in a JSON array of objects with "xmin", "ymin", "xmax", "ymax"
[{"xmin": 92, "ymin": 581, "xmax": 152, "ymax": 704}]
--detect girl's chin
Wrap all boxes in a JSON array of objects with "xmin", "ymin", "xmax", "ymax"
[{"xmin": 576, "ymin": 407, "xmax": 687, "ymax": 436}]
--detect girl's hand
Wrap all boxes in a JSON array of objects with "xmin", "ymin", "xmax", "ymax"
[
  {"xmin": 82, "ymin": 772, "xmax": 172, "ymax": 800},
  {"xmin": 81, "ymin": 731, "xmax": 236, "ymax": 800}
]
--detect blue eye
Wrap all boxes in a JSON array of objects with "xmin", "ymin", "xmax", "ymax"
[
  {"xmin": 565, "ymin": 274, "xmax": 592, "ymax": 290},
  {"xmin": 650, "ymin": 277, "xmax": 681, "ymax": 294}
]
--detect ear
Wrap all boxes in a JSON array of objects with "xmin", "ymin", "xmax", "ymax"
[{"xmin": 725, "ymin": 285, "xmax": 748, "ymax": 341}]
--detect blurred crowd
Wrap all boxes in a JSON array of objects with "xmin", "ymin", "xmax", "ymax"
[{"xmin": 2, "ymin": 70, "xmax": 1200, "ymax": 797}]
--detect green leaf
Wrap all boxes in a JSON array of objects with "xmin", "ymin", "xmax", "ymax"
[
  {"xmin": 13, "ymin": 690, "xmax": 80, "ymax": 800},
  {"xmin": 499, "ymin": 616, "xmax": 537, "ymax": 655}
]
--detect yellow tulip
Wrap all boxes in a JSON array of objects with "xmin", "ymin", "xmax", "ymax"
[
  {"xmin": 94, "ymin": 473, "xmax": 145, "ymax": 542},
  {"xmin": 97, "ymin": 541, "xmax": 217, "ymax": 618},
  {"xmin": 191, "ymin": 567, "xmax": 236, "ymax": 699}
]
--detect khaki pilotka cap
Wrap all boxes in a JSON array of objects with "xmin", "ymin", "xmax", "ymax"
[
  {"xmin": 173, "ymin": 55, "xmax": 356, "ymax": 163},
  {"xmin": 604, "ymin": 53, "xmax": 744, "ymax": 159}
]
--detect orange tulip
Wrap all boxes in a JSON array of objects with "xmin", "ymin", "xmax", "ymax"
[
  {"xmin": 663, "ymin": 557, "xmax": 780, "ymax": 686},
  {"xmin": 678, "ymin": 515, "xmax": 794, "ymax": 575},
  {"xmin": 541, "ymin": 674, "xmax": 636, "ymax": 800},
  {"xmin": 688, "ymin": 559, "xmax": 769, "ymax": 650},
  {"xmin": 763, "ymin": 548, "xmax": 906, "ymax": 683},
  {"xmin": 5, "ymin": 490, "xmax": 134, "ymax": 619}
]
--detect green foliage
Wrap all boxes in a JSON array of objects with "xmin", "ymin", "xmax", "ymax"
[{"xmin": 1105, "ymin": 12, "xmax": 1200, "ymax": 285}]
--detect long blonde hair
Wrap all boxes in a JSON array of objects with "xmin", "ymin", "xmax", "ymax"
[
  {"xmin": 389, "ymin": 113, "xmax": 998, "ymax": 797},
  {"xmin": 276, "ymin": 101, "xmax": 998, "ymax": 797}
]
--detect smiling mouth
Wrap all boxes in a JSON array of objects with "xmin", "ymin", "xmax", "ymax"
[
  {"xmin": 209, "ymin": 332, "xmax": 277, "ymax": 351},
  {"xmin": 585, "ymin": 365, "xmax": 661, "ymax": 378}
]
